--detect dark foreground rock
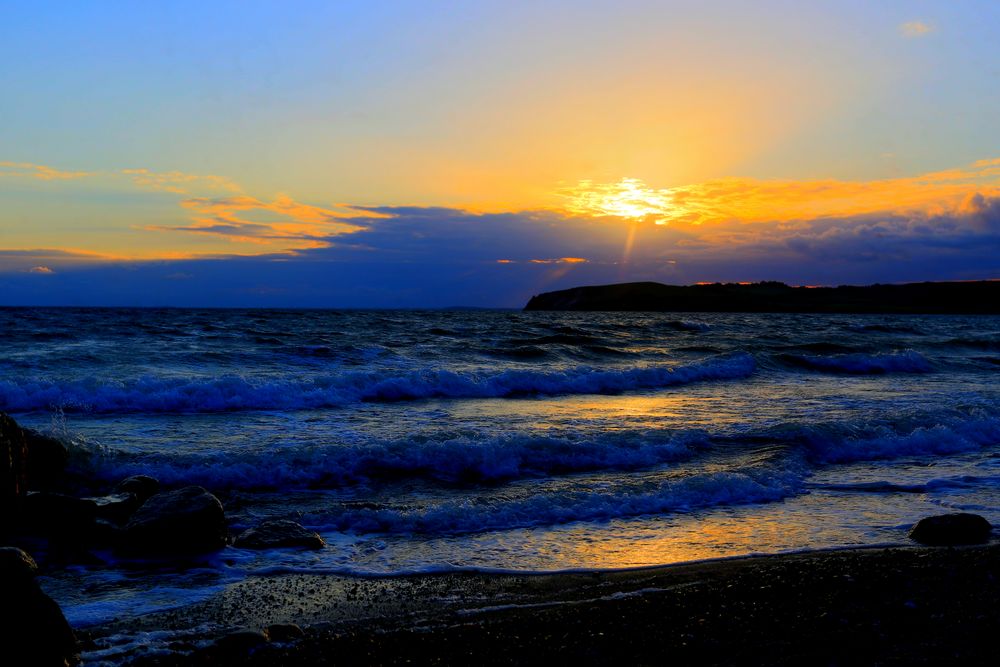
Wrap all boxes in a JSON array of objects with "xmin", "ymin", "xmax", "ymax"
[
  {"xmin": 22, "ymin": 429, "xmax": 69, "ymax": 490},
  {"xmin": 909, "ymin": 513, "xmax": 993, "ymax": 546},
  {"xmin": 124, "ymin": 486, "xmax": 227, "ymax": 553},
  {"xmin": 22, "ymin": 492, "xmax": 98, "ymax": 537},
  {"xmin": 115, "ymin": 475, "xmax": 161, "ymax": 503},
  {"xmin": 1, "ymin": 412, "xmax": 29, "ymax": 527},
  {"xmin": 0, "ymin": 547, "xmax": 79, "ymax": 666},
  {"xmin": 233, "ymin": 520, "xmax": 325, "ymax": 550}
]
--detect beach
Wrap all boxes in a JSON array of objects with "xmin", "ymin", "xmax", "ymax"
[{"xmin": 86, "ymin": 542, "xmax": 1000, "ymax": 665}]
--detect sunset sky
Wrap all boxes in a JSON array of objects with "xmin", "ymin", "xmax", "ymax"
[{"xmin": 2, "ymin": 1, "xmax": 999, "ymax": 306}]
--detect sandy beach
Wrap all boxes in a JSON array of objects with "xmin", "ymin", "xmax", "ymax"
[{"xmin": 80, "ymin": 542, "xmax": 1000, "ymax": 665}]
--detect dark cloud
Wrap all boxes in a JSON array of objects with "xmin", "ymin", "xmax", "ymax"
[{"xmin": 2, "ymin": 198, "xmax": 999, "ymax": 307}]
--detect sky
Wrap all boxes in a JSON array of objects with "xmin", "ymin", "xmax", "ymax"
[{"xmin": 1, "ymin": 0, "xmax": 999, "ymax": 307}]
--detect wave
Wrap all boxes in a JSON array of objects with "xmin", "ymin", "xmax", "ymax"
[
  {"xmin": 847, "ymin": 324, "xmax": 922, "ymax": 334},
  {"xmin": 661, "ymin": 320, "xmax": 710, "ymax": 332},
  {"xmin": 0, "ymin": 353, "xmax": 755, "ymax": 414},
  {"xmin": 777, "ymin": 350, "xmax": 932, "ymax": 374},
  {"xmin": 83, "ymin": 430, "xmax": 708, "ymax": 490},
  {"xmin": 936, "ymin": 337, "xmax": 1000, "ymax": 351},
  {"xmin": 800, "ymin": 410, "xmax": 1000, "ymax": 464},
  {"xmin": 482, "ymin": 345, "xmax": 552, "ymax": 360},
  {"xmin": 315, "ymin": 464, "xmax": 800, "ymax": 535},
  {"xmin": 809, "ymin": 474, "xmax": 1000, "ymax": 495}
]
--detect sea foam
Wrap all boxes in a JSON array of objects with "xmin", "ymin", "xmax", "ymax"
[{"xmin": 0, "ymin": 352, "xmax": 755, "ymax": 414}]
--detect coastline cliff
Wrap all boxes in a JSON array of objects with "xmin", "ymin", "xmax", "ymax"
[{"xmin": 524, "ymin": 280, "xmax": 1000, "ymax": 313}]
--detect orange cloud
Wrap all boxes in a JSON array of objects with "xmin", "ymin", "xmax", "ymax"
[
  {"xmin": 899, "ymin": 21, "xmax": 933, "ymax": 38},
  {"xmin": 0, "ymin": 161, "xmax": 92, "ymax": 180},
  {"xmin": 147, "ymin": 194, "xmax": 368, "ymax": 251},
  {"xmin": 560, "ymin": 158, "xmax": 1000, "ymax": 227},
  {"xmin": 122, "ymin": 168, "xmax": 241, "ymax": 195}
]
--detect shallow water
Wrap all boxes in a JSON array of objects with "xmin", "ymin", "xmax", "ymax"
[{"xmin": 2, "ymin": 308, "xmax": 999, "ymax": 627}]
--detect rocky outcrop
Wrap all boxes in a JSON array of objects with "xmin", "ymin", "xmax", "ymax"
[
  {"xmin": 909, "ymin": 513, "xmax": 993, "ymax": 546},
  {"xmin": 23, "ymin": 429, "xmax": 69, "ymax": 490},
  {"xmin": 1, "ymin": 413, "xmax": 29, "ymax": 528},
  {"xmin": 124, "ymin": 486, "xmax": 227, "ymax": 553},
  {"xmin": 115, "ymin": 475, "xmax": 160, "ymax": 503},
  {"xmin": 1, "ymin": 414, "xmax": 70, "ymax": 529},
  {"xmin": 22, "ymin": 492, "xmax": 98, "ymax": 538},
  {"xmin": 0, "ymin": 547, "xmax": 79, "ymax": 666},
  {"xmin": 233, "ymin": 519, "xmax": 325, "ymax": 550}
]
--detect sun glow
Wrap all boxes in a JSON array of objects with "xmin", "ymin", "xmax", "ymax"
[{"xmin": 563, "ymin": 178, "xmax": 676, "ymax": 223}]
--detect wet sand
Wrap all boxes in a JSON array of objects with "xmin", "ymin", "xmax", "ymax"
[{"xmin": 85, "ymin": 542, "xmax": 1000, "ymax": 665}]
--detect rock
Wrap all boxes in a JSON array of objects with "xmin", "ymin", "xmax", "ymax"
[
  {"xmin": 266, "ymin": 622, "xmax": 305, "ymax": 642},
  {"xmin": 22, "ymin": 429, "xmax": 69, "ymax": 490},
  {"xmin": 115, "ymin": 475, "xmax": 160, "ymax": 503},
  {"xmin": 124, "ymin": 486, "xmax": 227, "ymax": 553},
  {"xmin": 22, "ymin": 492, "xmax": 98, "ymax": 538},
  {"xmin": 0, "ymin": 547, "xmax": 79, "ymax": 666},
  {"xmin": 233, "ymin": 519, "xmax": 325, "ymax": 550},
  {"xmin": 909, "ymin": 513, "xmax": 993, "ymax": 546},
  {"xmin": 91, "ymin": 492, "xmax": 143, "ymax": 525},
  {"xmin": 0, "ymin": 545, "xmax": 39, "ymax": 578},
  {"xmin": 1, "ymin": 412, "xmax": 29, "ymax": 528}
]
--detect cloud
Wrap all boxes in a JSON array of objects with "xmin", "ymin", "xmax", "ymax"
[
  {"xmin": 0, "ymin": 161, "xmax": 92, "ymax": 180},
  {"xmin": 28, "ymin": 266, "xmax": 54, "ymax": 274},
  {"xmin": 562, "ymin": 159, "xmax": 1000, "ymax": 227},
  {"xmin": 121, "ymin": 168, "xmax": 241, "ymax": 195},
  {"xmin": 3, "ymin": 156, "xmax": 1000, "ymax": 306},
  {"xmin": 899, "ymin": 21, "xmax": 933, "ymax": 38},
  {"xmin": 145, "ymin": 194, "xmax": 367, "ymax": 250}
]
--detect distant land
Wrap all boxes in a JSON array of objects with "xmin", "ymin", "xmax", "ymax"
[{"xmin": 524, "ymin": 280, "xmax": 1000, "ymax": 314}]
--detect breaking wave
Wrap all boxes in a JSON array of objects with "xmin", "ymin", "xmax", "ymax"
[{"xmin": 0, "ymin": 353, "xmax": 756, "ymax": 414}]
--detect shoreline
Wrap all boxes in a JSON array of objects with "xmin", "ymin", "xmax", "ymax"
[{"xmin": 83, "ymin": 541, "xmax": 1000, "ymax": 665}]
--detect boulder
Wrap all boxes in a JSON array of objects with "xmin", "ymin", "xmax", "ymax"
[
  {"xmin": 23, "ymin": 429, "xmax": 69, "ymax": 490},
  {"xmin": 908, "ymin": 513, "xmax": 993, "ymax": 546},
  {"xmin": 124, "ymin": 486, "xmax": 227, "ymax": 553},
  {"xmin": 0, "ymin": 545, "xmax": 38, "ymax": 579},
  {"xmin": 1, "ymin": 412, "xmax": 29, "ymax": 527},
  {"xmin": 114, "ymin": 475, "xmax": 160, "ymax": 503},
  {"xmin": 22, "ymin": 492, "xmax": 98, "ymax": 538},
  {"xmin": 91, "ymin": 492, "xmax": 143, "ymax": 525},
  {"xmin": 233, "ymin": 519, "xmax": 325, "ymax": 550},
  {"xmin": 0, "ymin": 547, "xmax": 79, "ymax": 666}
]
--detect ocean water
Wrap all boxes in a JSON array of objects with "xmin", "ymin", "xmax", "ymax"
[{"xmin": 2, "ymin": 307, "xmax": 1000, "ymax": 627}]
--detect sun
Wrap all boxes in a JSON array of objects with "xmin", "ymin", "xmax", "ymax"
[{"xmin": 561, "ymin": 177, "xmax": 675, "ymax": 222}]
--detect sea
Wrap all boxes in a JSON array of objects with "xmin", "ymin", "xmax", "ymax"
[{"xmin": 2, "ymin": 307, "xmax": 999, "ymax": 630}]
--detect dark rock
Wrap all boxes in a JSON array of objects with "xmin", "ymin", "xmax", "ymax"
[
  {"xmin": 124, "ymin": 486, "xmax": 227, "ymax": 553},
  {"xmin": 233, "ymin": 519, "xmax": 325, "ymax": 550},
  {"xmin": 909, "ymin": 513, "xmax": 993, "ymax": 546},
  {"xmin": 91, "ymin": 518, "xmax": 126, "ymax": 548},
  {"xmin": 92, "ymin": 492, "xmax": 143, "ymax": 525},
  {"xmin": 0, "ymin": 545, "xmax": 39, "ymax": 578},
  {"xmin": 266, "ymin": 623, "xmax": 305, "ymax": 642},
  {"xmin": 1, "ymin": 412, "xmax": 29, "ymax": 528},
  {"xmin": 0, "ymin": 547, "xmax": 79, "ymax": 666},
  {"xmin": 22, "ymin": 492, "xmax": 98, "ymax": 538},
  {"xmin": 115, "ymin": 475, "xmax": 160, "ymax": 503},
  {"xmin": 23, "ymin": 429, "xmax": 69, "ymax": 490}
]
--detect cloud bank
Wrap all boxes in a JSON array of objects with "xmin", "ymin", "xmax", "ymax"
[{"xmin": 1, "ymin": 158, "xmax": 999, "ymax": 306}]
